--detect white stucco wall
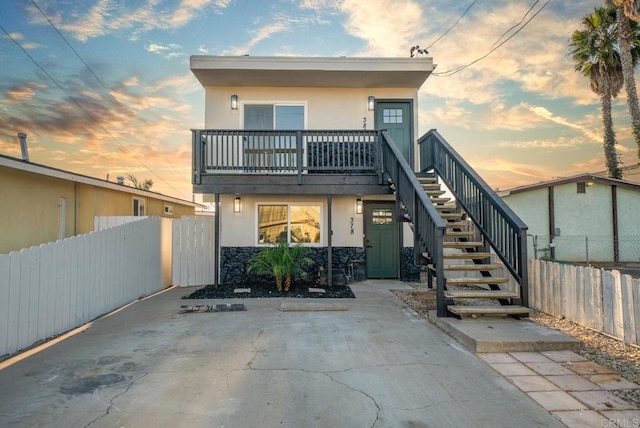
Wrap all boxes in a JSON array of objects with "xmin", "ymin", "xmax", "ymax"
[
  {"xmin": 203, "ymin": 193, "xmax": 415, "ymax": 248},
  {"xmin": 203, "ymin": 86, "xmax": 420, "ymax": 154},
  {"xmin": 501, "ymin": 187, "xmax": 549, "ymax": 258},
  {"xmin": 503, "ymin": 181, "xmax": 640, "ymax": 262}
]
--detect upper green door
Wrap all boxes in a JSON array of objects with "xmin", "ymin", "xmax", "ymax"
[
  {"xmin": 375, "ymin": 101, "xmax": 412, "ymax": 166},
  {"xmin": 364, "ymin": 202, "xmax": 399, "ymax": 278}
]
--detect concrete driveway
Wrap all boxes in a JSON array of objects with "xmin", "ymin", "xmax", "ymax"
[{"xmin": 0, "ymin": 281, "xmax": 563, "ymax": 427}]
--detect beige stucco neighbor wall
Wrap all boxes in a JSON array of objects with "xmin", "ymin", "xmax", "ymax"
[{"xmin": 0, "ymin": 166, "xmax": 195, "ymax": 254}]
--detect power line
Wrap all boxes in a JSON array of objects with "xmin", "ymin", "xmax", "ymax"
[
  {"xmin": 30, "ymin": 0, "xmax": 114, "ymax": 99},
  {"xmin": 425, "ymin": 0, "xmax": 479, "ymax": 50},
  {"xmin": 0, "ymin": 23, "xmax": 190, "ymax": 200},
  {"xmin": 490, "ymin": 0, "xmax": 541, "ymax": 49},
  {"xmin": 433, "ymin": 0, "xmax": 552, "ymax": 77}
]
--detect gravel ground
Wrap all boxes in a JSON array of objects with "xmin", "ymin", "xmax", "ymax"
[
  {"xmin": 392, "ymin": 285, "xmax": 640, "ymax": 406},
  {"xmin": 182, "ymin": 283, "xmax": 356, "ymax": 299}
]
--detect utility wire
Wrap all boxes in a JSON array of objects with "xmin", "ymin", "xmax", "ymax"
[
  {"xmin": 490, "ymin": 0, "xmax": 541, "ymax": 49},
  {"xmin": 425, "ymin": 0, "xmax": 479, "ymax": 50},
  {"xmin": 30, "ymin": 0, "xmax": 115, "ymax": 99},
  {"xmin": 0, "ymin": 23, "xmax": 190, "ymax": 200},
  {"xmin": 433, "ymin": 0, "xmax": 551, "ymax": 77}
]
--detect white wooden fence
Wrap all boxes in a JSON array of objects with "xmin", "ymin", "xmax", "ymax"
[
  {"xmin": 172, "ymin": 216, "xmax": 216, "ymax": 287},
  {"xmin": 529, "ymin": 259, "xmax": 640, "ymax": 346},
  {"xmin": 0, "ymin": 217, "xmax": 171, "ymax": 358}
]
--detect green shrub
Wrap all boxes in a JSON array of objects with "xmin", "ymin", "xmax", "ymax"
[{"xmin": 248, "ymin": 241, "xmax": 313, "ymax": 291}]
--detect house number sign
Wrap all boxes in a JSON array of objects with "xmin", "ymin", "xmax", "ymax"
[
  {"xmin": 362, "ymin": 117, "xmax": 367, "ymax": 130},
  {"xmin": 350, "ymin": 217, "xmax": 354, "ymax": 235}
]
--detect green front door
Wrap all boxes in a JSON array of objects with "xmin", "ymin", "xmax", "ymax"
[
  {"xmin": 364, "ymin": 202, "xmax": 399, "ymax": 278},
  {"xmin": 375, "ymin": 101, "xmax": 413, "ymax": 166}
]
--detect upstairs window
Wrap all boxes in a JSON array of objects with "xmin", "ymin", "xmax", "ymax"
[{"xmin": 244, "ymin": 104, "xmax": 304, "ymax": 130}]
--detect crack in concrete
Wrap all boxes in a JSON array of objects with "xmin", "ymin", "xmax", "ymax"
[
  {"xmin": 225, "ymin": 329, "xmax": 264, "ymax": 393},
  {"xmin": 83, "ymin": 372, "xmax": 148, "ymax": 428},
  {"xmin": 393, "ymin": 398, "xmax": 472, "ymax": 411},
  {"xmin": 323, "ymin": 371, "xmax": 381, "ymax": 428}
]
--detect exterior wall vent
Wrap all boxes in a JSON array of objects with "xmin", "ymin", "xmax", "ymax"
[{"xmin": 577, "ymin": 182, "xmax": 586, "ymax": 194}]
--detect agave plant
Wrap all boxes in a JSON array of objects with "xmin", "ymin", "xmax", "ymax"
[{"xmin": 248, "ymin": 241, "xmax": 313, "ymax": 291}]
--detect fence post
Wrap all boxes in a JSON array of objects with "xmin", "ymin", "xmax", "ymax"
[{"xmin": 585, "ymin": 236, "xmax": 589, "ymax": 266}]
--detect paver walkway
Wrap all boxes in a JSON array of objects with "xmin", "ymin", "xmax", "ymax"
[{"xmin": 479, "ymin": 351, "xmax": 640, "ymax": 427}]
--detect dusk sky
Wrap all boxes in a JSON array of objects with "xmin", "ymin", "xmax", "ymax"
[{"xmin": 1, "ymin": 0, "xmax": 632, "ymax": 200}]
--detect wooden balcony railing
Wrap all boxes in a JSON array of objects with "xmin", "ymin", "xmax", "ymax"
[{"xmin": 192, "ymin": 129, "xmax": 379, "ymax": 184}]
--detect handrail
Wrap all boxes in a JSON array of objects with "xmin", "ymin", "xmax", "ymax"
[
  {"xmin": 419, "ymin": 129, "xmax": 528, "ymax": 306},
  {"xmin": 380, "ymin": 131, "xmax": 448, "ymax": 316},
  {"xmin": 192, "ymin": 129, "xmax": 379, "ymax": 179}
]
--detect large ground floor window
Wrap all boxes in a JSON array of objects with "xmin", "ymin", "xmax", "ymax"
[{"xmin": 258, "ymin": 204, "xmax": 321, "ymax": 244}]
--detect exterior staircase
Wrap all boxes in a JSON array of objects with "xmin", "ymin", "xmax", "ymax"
[
  {"xmin": 415, "ymin": 176, "xmax": 530, "ymax": 318},
  {"xmin": 397, "ymin": 175, "xmax": 530, "ymax": 318},
  {"xmin": 381, "ymin": 128, "xmax": 529, "ymax": 318}
]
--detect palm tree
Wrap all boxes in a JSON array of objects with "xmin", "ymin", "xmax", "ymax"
[
  {"xmin": 126, "ymin": 173, "xmax": 154, "ymax": 190},
  {"xmin": 620, "ymin": 0, "xmax": 640, "ymax": 20},
  {"xmin": 605, "ymin": 1, "xmax": 640, "ymax": 159},
  {"xmin": 571, "ymin": 7, "xmax": 623, "ymax": 179}
]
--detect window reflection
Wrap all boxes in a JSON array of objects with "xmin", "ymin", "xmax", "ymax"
[{"xmin": 258, "ymin": 204, "xmax": 321, "ymax": 244}]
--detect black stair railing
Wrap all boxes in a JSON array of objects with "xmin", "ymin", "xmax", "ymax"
[
  {"xmin": 419, "ymin": 129, "xmax": 529, "ymax": 307},
  {"xmin": 380, "ymin": 131, "xmax": 448, "ymax": 316}
]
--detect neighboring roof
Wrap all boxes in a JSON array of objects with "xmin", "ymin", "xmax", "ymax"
[
  {"xmin": 498, "ymin": 173, "xmax": 640, "ymax": 197},
  {"xmin": 190, "ymin": 56, "xmax": 434, "ymax": 88},
  {"xmin": 0, "ymin": 154, "xmax": 201, "ymax": 208}
]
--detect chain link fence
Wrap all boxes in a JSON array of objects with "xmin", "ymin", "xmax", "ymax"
[{"xmin": 527, "ymin": 235, "xmax": 640, "ymax": 263}]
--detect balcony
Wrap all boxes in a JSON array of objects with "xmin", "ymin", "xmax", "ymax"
[{"xmin": 192, "ymin": 129, "xmax": 391, "ymax": 195}]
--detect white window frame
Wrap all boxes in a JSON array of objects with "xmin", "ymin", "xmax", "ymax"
[
  {"xmin": 240, "ymin": 101, "xmax": 308, "ymax": 129},
  {"xmin": 133, "ymin": 197, "xmax": 146, "ymax": 216},
  {"xmin": 256, "ymin": 202, "xmax": 323, "ymax": 246}
]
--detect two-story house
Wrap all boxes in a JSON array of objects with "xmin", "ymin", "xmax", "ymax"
[{"xmin": 190, "ymin": 55, "xmax": 529, "ymax": 318}]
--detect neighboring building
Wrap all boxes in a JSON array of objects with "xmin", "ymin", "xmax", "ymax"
[
  {"xmin": 189, "ymin": 55, "xmax": 529, "ymax": 318},
  {"xmin": 0, "ymin": 154, "xmax": 199, "ymax": 254},
  {"xmin": 499, "ymin": 174, "xmax": 640, "ymax": 263}
]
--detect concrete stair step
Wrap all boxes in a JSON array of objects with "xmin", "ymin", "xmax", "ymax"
[
  {"xmin": 446, "ymin": 277, "xmax": 510, "ymax": 285},
  {"xmin": 444, "ymin": 252, "xmax": 491, "ymax": 259},
  {"xmin": 444, "ymin": 263, "xmax": 503, "ymax": 271},
  {"xmin": 445, "ymin": 290, "xmax": 519, "ymax": 299},
  {"xmin": 447, "ymin": 305, "xmax": 531, "ymax": 317}
]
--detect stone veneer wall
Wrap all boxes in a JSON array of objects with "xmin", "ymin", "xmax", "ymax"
[
  {"xmin": 219, "ymin": 247, "xmax": 367, "ymax": 286},
  {"xmin": 219, "ymin": 246, "xmax": 421, "ymax": 286},
  {"xmin": 400, "ymin": 247, "xmax": 422, "ymax": 282}
]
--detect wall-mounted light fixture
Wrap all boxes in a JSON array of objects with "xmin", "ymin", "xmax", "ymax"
[
  {"xmin": 234, "ymin": 196, "xmax": 241, "ymax": 213},
  {"xmin": 231, "ymin": 94, "xmax": 238, "ymax": 110},
  {"xmin": 356, "ymin": 198, "xmax": 363, "ymax": 214},
  {"xmin": 367, "ymin": 96, "xmax": 375, "ymax": 111}
]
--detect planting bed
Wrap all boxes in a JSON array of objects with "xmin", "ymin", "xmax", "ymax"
[{"xmin": 182, "ymin": 283, "xmax": 355, "ymax": 299}]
